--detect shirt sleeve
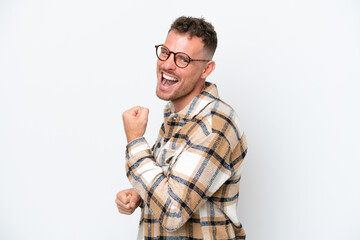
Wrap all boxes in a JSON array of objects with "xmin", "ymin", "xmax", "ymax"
[{"xmin": 125, "ymin": 130, "xmax": 247, "ymax": 231}]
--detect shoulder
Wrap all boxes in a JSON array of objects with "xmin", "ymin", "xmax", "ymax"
[{"xmin": 199, "ymin": 98, "xmax": 246, "ymax": 147}]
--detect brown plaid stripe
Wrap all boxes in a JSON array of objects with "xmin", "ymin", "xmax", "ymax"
[{"xmin": 126, "ymin": 82, "xmax": 247, "ymax": 239}]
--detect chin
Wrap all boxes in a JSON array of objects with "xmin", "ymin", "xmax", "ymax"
[{"xmin": 156, "ymin": 89, "xmax": 169, "ymax": 101}]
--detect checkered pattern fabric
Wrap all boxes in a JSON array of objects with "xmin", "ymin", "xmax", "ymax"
[{"xmin": 126, "ymin": 82, "xmax": 248, "ymax": 239}]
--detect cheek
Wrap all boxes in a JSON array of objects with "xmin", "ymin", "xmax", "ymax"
[
  {"xmin": 156, "ymin": 62, "xmax": 161, "ymax": 74},
  {"xmin": 183, "ymin": 68, "xmax": 198, "ymax": 81}
]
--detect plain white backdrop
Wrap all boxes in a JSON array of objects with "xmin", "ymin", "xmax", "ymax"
[{"xmin": 1, "ymin": 0, "xmax": 359, "ymax": 239}]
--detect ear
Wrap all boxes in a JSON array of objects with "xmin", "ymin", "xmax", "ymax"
[{"xmin": 201, "ymin": 60, "xmax": 216, "ymax": 79}]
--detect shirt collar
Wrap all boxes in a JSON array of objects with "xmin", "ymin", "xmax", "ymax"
[{"xmin": 163, "ymin": 82, "xmax": 219, "ymax": 121}]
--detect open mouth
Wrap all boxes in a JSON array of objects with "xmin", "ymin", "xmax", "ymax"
[{"xmin": 161, "ymin": 73, "xmax": 178, "ymax": 86}]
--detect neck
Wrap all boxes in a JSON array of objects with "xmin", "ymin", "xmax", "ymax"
[{"xmin": 172, "ymin": 81, "xmax": 206, "ymax": 113}]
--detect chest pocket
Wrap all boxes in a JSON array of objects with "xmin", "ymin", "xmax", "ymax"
[
  {"xmin": 155, "ymin": 116, "xmax": 207, "ymax": 175},
  {"xmin": 156, "ymin": 141, "xmax": 187, "ymax": 176}
]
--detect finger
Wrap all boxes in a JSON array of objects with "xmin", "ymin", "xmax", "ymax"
[
  {"xmin": 115, "ymin": 197, "xmax": 129, "ymax": 207},
  {"xmin": 131, "ymin": 106, "xmax": 142, "ymax": 115},
  {"xmin": 123, "ymin": 106, "xmax": 140, "ymax": 118},
  {"xmin": 116, "ymin": 199, "xmax": 131, "ymax": 211},
  {"xmin": 116, "ymin": 191, "xmax": 130, "ymax": 204},
  {"xmin": 118, "ymin": 207, "xmax": 134, "ymax": 215},
  {"xmin": 116, "ymin": 201, "xmax": 135, "ymax": 215},
  {"xmin": 134, "ymin": 106, "xmax": 141, "ymax": 116},
  {"xmin": 117, "ymin": 204, "xmax": 133, "ymax": 215}
]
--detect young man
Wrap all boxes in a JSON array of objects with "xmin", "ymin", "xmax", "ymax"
[{"xmin": 116, "ymin": 16, "xmax": 248, "ymax": 239}]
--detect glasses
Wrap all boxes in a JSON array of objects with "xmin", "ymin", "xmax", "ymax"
[{"xmin": 155, "ymin": 44, "xmax": 211, "ymax": 68}]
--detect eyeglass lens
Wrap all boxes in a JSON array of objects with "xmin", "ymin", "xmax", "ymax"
[{"xmin": 156, "ymin": 45, "xmax": 191, "ymax": 68}]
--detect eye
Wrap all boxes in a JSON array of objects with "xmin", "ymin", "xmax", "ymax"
[
  {"xmin": 160, "ymin": 47, "xmax": 170, "ymax": 56},
  {"xmin": 176, "ymin": 54, "xmax": 190, "ymax": 64}
]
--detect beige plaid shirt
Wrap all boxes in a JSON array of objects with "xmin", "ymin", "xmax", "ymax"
[{"xmin": 126, "ymin": 82, "xmax": 247, "ymax": 239}]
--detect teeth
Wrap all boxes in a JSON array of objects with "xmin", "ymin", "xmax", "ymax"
[{"xmin": 163, "ymin": 73, "xmax": 177, "ymax": 81}]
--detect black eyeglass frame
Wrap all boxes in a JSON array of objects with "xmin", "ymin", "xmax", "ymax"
[{"xmin": 155, "ymin": 44, "xmax": 211, "ymax": 68}]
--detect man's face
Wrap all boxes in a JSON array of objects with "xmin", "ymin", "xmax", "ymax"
[{"xmin": 156, "ymin": 30, "xmax": 209, "ymax": 112}]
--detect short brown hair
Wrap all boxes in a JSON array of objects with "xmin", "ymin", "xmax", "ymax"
[{"xmin": 169, "ymin": 16, "xmax": 217, "ymax": 58}]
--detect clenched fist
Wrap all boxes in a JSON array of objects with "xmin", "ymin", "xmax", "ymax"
[
  {"xmin": 115, "ymin": 188, "xmax": 141, "ymax": 215},
  {"xmin": 122, "ymin": 106, "xmax": 149, "ymax": 143}
]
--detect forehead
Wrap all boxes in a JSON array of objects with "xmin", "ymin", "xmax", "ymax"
[{"xmin": 164, "ymin": 31, "xmax": 205, "ymax": 57}]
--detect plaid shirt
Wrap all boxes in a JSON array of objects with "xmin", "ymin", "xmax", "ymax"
[{"xmin": 126, "ymin": 82, "xmax": 247, "ymax": 239}]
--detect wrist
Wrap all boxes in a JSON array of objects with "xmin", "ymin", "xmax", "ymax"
[
  {"xmin": 126, "ymin": 135, "xmax": 145, "ymax": 144},
  {"xmin": 127, "ymin": 135, "xmax": 142, "ymax": 143}
]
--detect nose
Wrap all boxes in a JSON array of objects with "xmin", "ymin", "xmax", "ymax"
[{"xmin": 161, "ymin": 53, "xmax": 177, "ymax": 70}]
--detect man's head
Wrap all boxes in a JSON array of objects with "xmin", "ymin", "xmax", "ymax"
[{"xmin": 156, "ymin": 16, "xmax": 217, "ymax": 112}]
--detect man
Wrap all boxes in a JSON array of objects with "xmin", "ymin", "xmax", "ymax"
[{"xmin": 115, "ymin": 16, "xmax": 248, "ymax": 239}]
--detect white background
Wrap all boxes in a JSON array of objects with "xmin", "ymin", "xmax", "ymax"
[{"xmin": 1, "ymin": 0, "xmax": 359, "ymax": 239}]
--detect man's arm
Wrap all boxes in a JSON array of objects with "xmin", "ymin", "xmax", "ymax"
[
  {"xmin": 115, "ymin": 106, "xmax": 149, "ymax": 215},
  {"xmin": 125, "ymin": 129, "xmax": 246, "ymax": 231}
]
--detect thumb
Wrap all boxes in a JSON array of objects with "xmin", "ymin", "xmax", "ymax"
[
  {"xmin": 134, "ymin": 106, "xmax": 141, "ymax": 116},
  {"xmin": 141, "ymin": 107, "xmax": 149, "ymax": 116},
  {"xmin": 117, "ymin": 191, "xmax": 130, "ymax": 204},
  {"xmin": 130, "ymin": 193, "xmax": 141, "ymax": 207}
]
